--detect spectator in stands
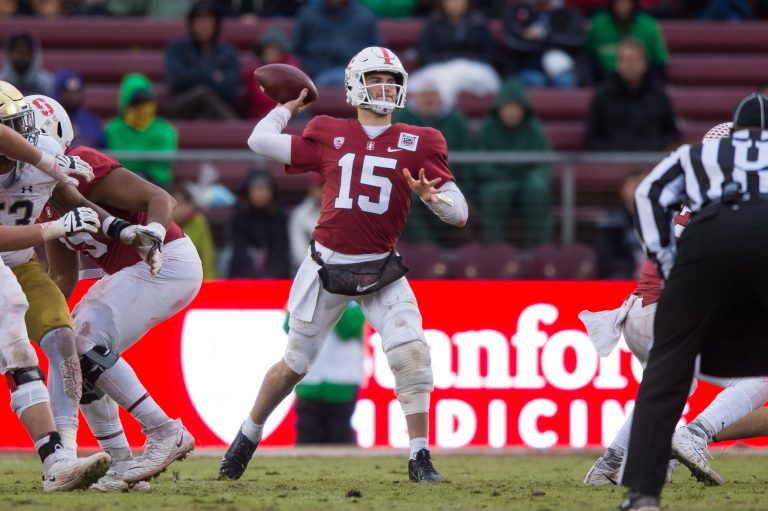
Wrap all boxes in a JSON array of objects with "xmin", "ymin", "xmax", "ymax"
[
  {"xmin": 476, "ymin": 78, "xmax": 552, "ymax": 249},
  {"xmin": 172, "ymin": 183, "xmax": 218, "ymax": 279},
  {"xmin": 393, "ymin": 73, "xmax": 472, "ymax": 247},
  {"xmin": 361, "ymin": 0, "xmax": 417, "ymax": 17},
  {"xmin": 586, "ymin": 0, "xmax": 667, "ymax": 83},
  {"xmin": 0, "ymin": 0, "xmax": 19, "ymax": 16},
  {"xmin": 29, "ymin": 0, "xmax": 63, "ymax": 16},
  {"xmin": 246, "ymin": 27, "xmax": 302, "ymax": 120},
  {"xmin": 164, "ymin": 0, "xmax": 240, "ymax": 120},
  {"xmin": 584, "ymin": 38, "xmax": 678, "ymax": 152},
  {"xmin": 502, "ymin": 0, "xmax": 587, "ymax": 88},
  {"xmin": 228, "ymin": 169, "xmax": 291, "ymax": 279},
  {"xmin": 418, "ymin": 0, "xmax": 496, "ymax": 68},
  {"xmin": 53, "ymin": 68, "xmax": 104, "ymax": 148},
  {"xmin": 288, "ymin": 174, "xmax": 323, "ymax": 271},
  {"xmin": 290, "ymin": 302, "xmax": 365, "ymax": 445},
  {"xmin": 0, "ymin": 31, "xmax": 53, "ymax": 96},
  {"xmin": 105, "ymin": 72, "xmax": 178, "ymax": 187},
  {"xmin": 292, "ymin": 0, "xmax": 381, "ymax": 87},
  {"xmin": 594, "ymin": 169, "xmax": 646, "ymax": 280}
]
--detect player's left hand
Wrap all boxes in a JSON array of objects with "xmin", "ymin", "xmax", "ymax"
[
  {"xmin": 136, "ymin": 243, "xmax": 163, "ymax": 276},
  {"xmin": 403, "ymin": 168, "xmax": 442, "ymax": 204}
]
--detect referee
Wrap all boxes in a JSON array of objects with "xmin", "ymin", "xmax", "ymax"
[{"xmin": 620, "ymin": 93, "xmax": 768, "ymax": 511}]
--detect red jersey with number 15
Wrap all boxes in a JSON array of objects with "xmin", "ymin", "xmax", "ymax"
[
  {"xmin": 288, "ymin": 116, "xmax": 455, "ymax": 254},
  {"xmin": 39, "ymin": 146, "xmax": 183, "ymax": 275}
]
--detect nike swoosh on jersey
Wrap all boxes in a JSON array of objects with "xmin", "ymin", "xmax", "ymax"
[
  {"xmin": 356, "ymin": 281, "xmax": 379, "ymax": 292},
  {"xmin": 386, "ymin": 147, "xmax": 404, "ymax": 152}
]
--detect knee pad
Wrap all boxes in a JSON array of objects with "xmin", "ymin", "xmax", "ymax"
[
  {"xmin": 0, "ymin": 337, "xmax": 39, "ymax": 374},
  {"xmin": 283, "ymin": 324, "xmax": 324, "ymax": 376},
  {"xmin": 7, "ymin": 367, "xmax": 49, "ymax": 417},
  {"xmin": 80, "ymin": 346, "xmax": 120, "ymax": 405},
  {"xmin": 386, "ymin": 341, "xmax": 434, "ymax": 415}
]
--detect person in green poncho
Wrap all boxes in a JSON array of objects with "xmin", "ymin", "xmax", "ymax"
[
  {"xmin": 476, "ymin": 78, "xmax": 552, "ymax": 248},
  {"xmin": 286, "ymin": 303, "xmax": 365, "ymax": 444},
  {"xmin": 105, "ymin": 73, "xmax": 178, "ymax": 187}
]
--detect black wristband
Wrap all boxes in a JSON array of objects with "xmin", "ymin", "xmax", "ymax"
[{"xmin": 105, "ymin": 217, "xmax": 131, "ymax": 240}]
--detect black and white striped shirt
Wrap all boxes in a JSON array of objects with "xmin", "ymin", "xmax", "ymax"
[{"xmin": 634, "ymin": 128, "xmax": 768, "ymax": 277}]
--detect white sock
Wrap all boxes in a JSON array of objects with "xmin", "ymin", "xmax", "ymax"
[
  {"xmin": 609, "ymin": 409, "xmax": 634, "ymax": 452},
  {"xmin": 58, "ymin": 426, "xmax": 78, "ymax": 454},
  {"xmin": 409, "ymin": 437, "xmax": 428, "ymax": 459},
  {"xmin": 240, "ymin": 417, "xmax": 263, "ymax": 443},
  {"xmin": 81, "ymin": 394, "xmax": 132, "ymax": 454},
  {"xmin": 697, "ymin": 379, "xmax": 768, "ymax": 438},
  {"xmin": 95, "ymin": 357, "xmax": 170, "ymax": 429}
]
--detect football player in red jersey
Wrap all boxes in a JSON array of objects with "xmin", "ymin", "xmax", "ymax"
[
  {"xmin": 27, "ymin": 95, "xmax": 203, "ymax": 491},
  {"xmin": 220, "ymin": 47, "xmax": 468, "ymax": 482},
  {"xmin": 580, "ymin": 122, "xmax": 768, "ymax": 489}
]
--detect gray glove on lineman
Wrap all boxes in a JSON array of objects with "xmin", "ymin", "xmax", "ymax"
[
  {"xmin": 41, "ymin": 207, "xmax": 101, "ymax": 241},
  {"xmin": 36, "ymin": 152, "xmax": 95, "ymax": 186},
  {"xmin": 102, "ymin": 217, "xmax": 165, "ymax": 275}
]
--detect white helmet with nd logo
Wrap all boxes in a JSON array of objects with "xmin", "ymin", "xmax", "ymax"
[
  {"xmin": 345, "ymin": 46, "xmax": 408, "ymax": 115},
  {"xmin": 0, "ymin": 81, "xmax": 38, "ymax": 144},
  {"xmin": 25, "ymin": 94, "xmax": 74, "ymax": 150}
]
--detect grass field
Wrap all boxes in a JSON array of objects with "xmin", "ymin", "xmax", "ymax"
[{"xmin": 1, "ymin": 451, "xmax": 768, "ymax": 510}]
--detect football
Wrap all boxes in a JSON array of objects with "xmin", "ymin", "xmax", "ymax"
[{"xmin": 254, "ymin": 63, "xmax": 318, "ymax": 105}]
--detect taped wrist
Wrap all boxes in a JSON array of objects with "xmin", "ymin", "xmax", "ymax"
[{"xmin": 102, "ymin": 216, "xmax": 131, "ymax": 241}]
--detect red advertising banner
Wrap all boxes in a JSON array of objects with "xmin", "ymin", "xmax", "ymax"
[{"xmin": 0, "ymin": 280, "xmax": 759, "ymax": 450}]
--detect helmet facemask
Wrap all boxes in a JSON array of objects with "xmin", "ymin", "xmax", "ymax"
[
  {"xmin": 345, "ymin": 47, "xmax": 408, "ymax": 115},
  {"xmin": 1, "ymin": 108, "xmax": 38, "ymax": 145}
]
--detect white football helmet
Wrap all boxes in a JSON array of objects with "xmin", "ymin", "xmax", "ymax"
[
  {"xmin": 345, "ymin": 46, "xmax": 408, "ymax": 115},
  {"xmin": 25, "ymin": 94, "xmax": 74, "ymax": 150},
  {"xmin": 702, "ymin": 122, "xmax": 732, "ymax": 142}
]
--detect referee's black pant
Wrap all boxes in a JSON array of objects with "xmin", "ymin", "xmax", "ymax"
[{"xmin": 623, "ymin": 201, "xmax": 768, "ymax": 496}]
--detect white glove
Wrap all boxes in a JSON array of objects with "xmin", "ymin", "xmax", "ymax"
[
  {"xmin": 36, "ymin": 151, "xmax": 95, "ymax": 186},
  {"xmin": 655, "ymin": 249, "xmax": 675, "ymax": 280},
  {"xmin": 118, "ymin": 222, "xmax": 166, "ymax": 247},
  {"xmin": 41, "ymin": 207, "xmax": 101, "ymax": 241}
]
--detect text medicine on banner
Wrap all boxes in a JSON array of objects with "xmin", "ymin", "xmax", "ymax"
[{"xmin": 0, "ymin": 280, "xmax": 753, "ymax": 450}]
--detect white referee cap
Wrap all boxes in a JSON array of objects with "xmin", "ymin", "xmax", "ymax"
[{"xmin": 733, "ymin": 93, "xmax": 768, "ymax": 130}]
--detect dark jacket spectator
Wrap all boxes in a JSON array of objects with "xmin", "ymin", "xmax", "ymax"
[
  {"xmin": 594, "ymin": 169, "xmax": 646, "ymax": 279},
  {"xmin": 53, "ymin": 68, "xmax": 105, "ymax": 149},
  {"xmin": 292, "ymin": 0, "xmax": 381, "ymax": 87},
  {"xmin": 585, "ymin": 38, "xmax": 678, "ymax": 152},
  {"xmin": 476, "ymin": 79, "xmax": 552, "ymax": 248},
  {"xmin": 164, "ymin": 0, "xmax": 241, "ymax": 119},
  {"xmin": 586, "ymin": 0, "xmax": 667, "ymax": 82},
  {"xmin": 502, "ymin": 0, "xmax": 586, "ymax": 87},
  {"xmin": 418, "ymin": 0, "xmax": 496, "ymax": 67},
  {"xmin": 0, "ymin": 31, "xmax": 53, "ymax": 96},
  {"xmin": 245, "ymin": 27, "xmax": 302, "ymax": 120},
  {"xmin": 228, "ymin": 169, "xmax": 291, "ymax": 279}
]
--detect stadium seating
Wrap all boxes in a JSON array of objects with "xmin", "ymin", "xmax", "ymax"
[
  {"xmin": 527, "ymin": 242, "xmax": 597, "ymax": 280},
  {"xmin": 396, "ymin": 242, "xmax": 450, "ymax": 279},
  {"xmin": 452, "ymin": 242, "xmax": 524, "ymax": 280}
]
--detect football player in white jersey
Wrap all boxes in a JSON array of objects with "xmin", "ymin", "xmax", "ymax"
[{"xmin": 0, "ymin": 82, "xmax": 116, "ymax": 491}]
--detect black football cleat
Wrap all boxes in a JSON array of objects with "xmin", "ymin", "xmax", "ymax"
[
  {"xmin": 218, "ymin": 430, "xmax": 258, "ymax": 480},
  {"xmin": 408, "ymin": 448, "xmax": 445, "ymax": 483}
]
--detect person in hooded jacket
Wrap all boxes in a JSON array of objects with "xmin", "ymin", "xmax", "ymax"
[
  {"xmin": 476, "ymin": 78, "xmax": 552, "ymax": 248},
  {"xmin": 163, "ymin": 0, "xmax": 240, "ymax": 120},
  {"xmin": 104, "ymin": 73, "xmax": 178, "ymax": 187},
  {"xmin": 245, "ymin": 27, "xmax": 302, "ymax": 120},
  {"xmin": 53, "ymin": 68, "xmax": 104, "ymax": 149},
  {"xmin": 0, "ymin": 31, "xmax": 53, "ymax": 96},
  {"xmin": 228, "ymin": 169, "xmax": 291, "ymax": 279}
]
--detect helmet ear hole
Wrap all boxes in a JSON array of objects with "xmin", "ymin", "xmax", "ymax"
[{"xmin": 57, "ymin": 123, "xmax": 63, "ymax": 138}]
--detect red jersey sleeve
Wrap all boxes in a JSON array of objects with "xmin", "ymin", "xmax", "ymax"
[
  {"xmin": 287, "ymin": 117, "xmax": 324, "ymax": 175},
  {"xmin": 67, "ymin": 146, "xmax": 122, "ymax": 195},
  {"xmin": 418, "ymin": 129, "xmax": 455, "ymax": 185}
]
